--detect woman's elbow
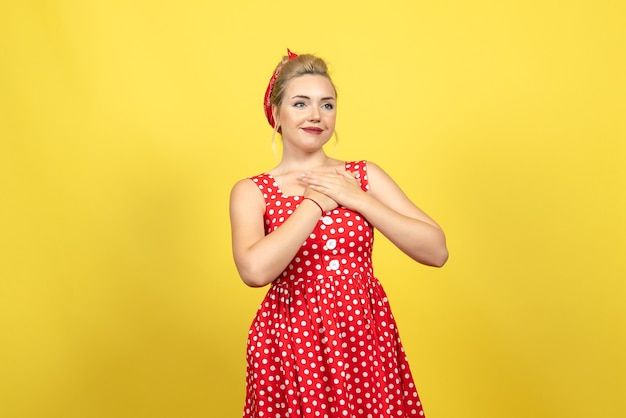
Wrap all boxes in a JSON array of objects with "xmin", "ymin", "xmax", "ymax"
[
  {"xmin": 416, "ymin": 230, "xmax": 449, "ymax": 267},
  {"xmin": 236, "ymin": 264, "xmax": 275, "ymax": 288},
  {"xmin": 430, "ymin": 248, "xmax": 449, "ymax": 267},
  {"xmin": 242, "ymin": 278, "xmax": 269, "ymax": 288},
  {"xmin": 414, "ymin": 240, "xmax": 448, "ymax": 268}
]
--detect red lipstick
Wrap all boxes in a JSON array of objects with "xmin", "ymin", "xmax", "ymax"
[{"xmin": 302, "ymin": 127, "xmax": 323, "ymax": 135}]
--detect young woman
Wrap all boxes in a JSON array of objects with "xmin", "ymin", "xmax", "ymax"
[{"xmin": 230, "ymin": 49, "xmax": 448, "ymax": 418}]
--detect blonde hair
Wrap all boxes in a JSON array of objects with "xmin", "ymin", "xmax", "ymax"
[{"xmin": 269, "ymin": 54, "xmax": 337, "ymax": 111}]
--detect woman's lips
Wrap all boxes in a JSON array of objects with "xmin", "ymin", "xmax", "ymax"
[{"xmin": 302, "ymin": 127, "xmax": 323, "ymax": 134}]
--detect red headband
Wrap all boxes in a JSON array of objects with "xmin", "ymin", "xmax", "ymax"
[{"xmin": 264, "ymin": 49, "xmax": 298, "ymax": 128}]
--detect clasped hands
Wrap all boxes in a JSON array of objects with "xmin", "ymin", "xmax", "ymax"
[{"xmin": 300, "ymin": 170, "xmax": 365, "ymax": 213}]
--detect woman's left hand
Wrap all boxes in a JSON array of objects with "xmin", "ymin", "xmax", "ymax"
[{"xmin": 300, "ymin": 170, "xmax": 368, "ymax": 210}]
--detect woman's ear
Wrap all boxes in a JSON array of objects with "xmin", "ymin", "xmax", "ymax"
[{"xmin": 272, "ymin": 106, "xmax": 281, "ymax": 132}]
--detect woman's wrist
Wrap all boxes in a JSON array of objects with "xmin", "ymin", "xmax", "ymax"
[{"xmin": 302, "ymin": 197, "xmax": 324, "ymax": 216}]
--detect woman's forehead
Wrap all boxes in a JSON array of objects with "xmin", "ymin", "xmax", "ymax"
[{"xmin": 284, "ymin": 74, "xmax": 336, "ymax": 98}]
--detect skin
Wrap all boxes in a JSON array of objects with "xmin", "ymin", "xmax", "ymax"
[{"xmin": 230, "ymin": 74, "xmax": 448, "ymax": 287}]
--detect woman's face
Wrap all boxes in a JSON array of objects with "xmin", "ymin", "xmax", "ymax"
[{"xmin": 275, "ymin": 74, "xmax": 336, "ymax": 153}]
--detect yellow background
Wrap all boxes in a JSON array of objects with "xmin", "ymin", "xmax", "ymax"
[{"xmin": 1, "ymin": 1, "xmax": 624, "ymax": 417}]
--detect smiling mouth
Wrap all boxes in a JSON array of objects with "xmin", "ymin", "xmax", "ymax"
[{"xmin": 302, "ymin": 127, "xmax": 323, "ymax": 134}]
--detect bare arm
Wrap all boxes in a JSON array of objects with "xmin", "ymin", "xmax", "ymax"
[
  {"xmin": 229, "ymin": 179, "xmax": 333, "ymax": 287},
  {"xmin": 301, "ymin": 162, "xmax": 448, "ymax": 267}
]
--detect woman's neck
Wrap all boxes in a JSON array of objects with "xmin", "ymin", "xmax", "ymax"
[{"xmin": 274, "ymin": 151, "xmax": 332, "ymax": 175}]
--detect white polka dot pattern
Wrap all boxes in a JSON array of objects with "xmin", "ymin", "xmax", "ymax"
[{"xmin": 244, "ymin": 161, "xmax": 425, "ymax": 418}]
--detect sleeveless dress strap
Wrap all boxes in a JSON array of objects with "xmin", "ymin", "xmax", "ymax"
[{"xmin": 345, "ymin": 160, "xmax": 369, "ymax": 192}]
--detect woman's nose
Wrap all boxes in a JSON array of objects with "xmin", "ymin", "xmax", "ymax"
[{"xmin": 308, "ymin": 106, "xmax": 320, "ymax": 121}]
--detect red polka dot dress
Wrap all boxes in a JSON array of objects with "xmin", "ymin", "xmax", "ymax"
[{"xmin": 243, "ymin": 161, "xmax": 425, "ymax": 418}]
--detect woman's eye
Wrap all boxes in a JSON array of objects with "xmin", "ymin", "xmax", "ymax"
[
  {"xmin": 322, "ymin": 103, "xmax": 334, "ymax": 110},
  {"xmin": 293, "ymin": 102, "xmax": 305, "ymax": 108}
]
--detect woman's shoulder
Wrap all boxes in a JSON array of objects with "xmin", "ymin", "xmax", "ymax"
[
  {"xmin": 351, "ymin": 160, "xmax": 397, "ymax": 192},
  {"xmin": 230, "ymin": 176, "xmax": 267, "ymax": 212},
  {"xmin": 230, "ymin": 173, "xmax": 268, "ymax": 197}
]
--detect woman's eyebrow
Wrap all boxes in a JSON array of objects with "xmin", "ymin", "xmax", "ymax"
[{"xmin": 290, "ymin": 95, "xmax": 336, "ymax": 101}]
